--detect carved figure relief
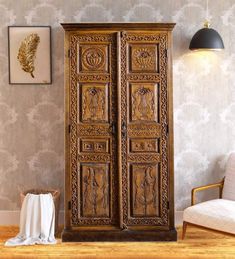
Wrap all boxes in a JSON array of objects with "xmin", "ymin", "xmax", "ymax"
[
  {"xmin": 81, "ymin": 84, "xmax": 108, "ymax": 122},
  {"xmin": 130, "ymin": 139, "xmax": 158, "ymax": 152},
  {"xmin": 131, "ymin": 45, "xmax": 157, "ymax": 72},
  {"xmin": 81, "ymin": 139, "xmax": 109, "ymax": 153},
  {"xmin": 81, "ymin": 45, "xmax": 107, "ymax": 72},
  {"xmin": 82, "ymin": 165, "xmax": 109, "ymax": 217},
  {"xmin": 131, "ymin": 84, "xmax": 157, "ymax": 122},
  {"xmin": 95, "ymin": 141, "xmax": 108, "ymax": 152},
  {"xmin": 131, "ymin": 165, "xmax": 159, "ymax": 217}
]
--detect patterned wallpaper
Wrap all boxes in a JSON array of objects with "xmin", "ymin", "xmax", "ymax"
[{"xmin": 0, "ymin": 0, "xmax": 234, "ymax": 211}]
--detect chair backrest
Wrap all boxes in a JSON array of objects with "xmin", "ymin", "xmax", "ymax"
[{"xmin": 222, "ymin": 152, "xmax": 235, "ymax": 201}]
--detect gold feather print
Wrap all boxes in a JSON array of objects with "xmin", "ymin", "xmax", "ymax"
[{"xmin": 17, "ymin": 33, "xmax": 40, "ymax": 78}]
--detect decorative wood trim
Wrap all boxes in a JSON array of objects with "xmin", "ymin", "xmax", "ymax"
[
  {"xmin": 128, "ymin": 124, "xmax": 161, "ymax": 137},
  {"xmin": 127, "ymin": 74, "xmax": 160, "ymax": 82},
  {"xmin": 120, "ymin": 31, "xmax": 128, "ymax": 227},
  {"xmin": 64, "ymin": 30, "xmax": 71, "ymax": 229},
  {"xmin": 167, "ymin": 30, "xmax": 175, "ymax": 229},
  {"xmin": 77, "ymin": 74, "xmax": 110, "ymax": 82},
  {"xmin": 70, "ymin": 34, "xmax": 79, "ymax": 225},
  {"xmin": 128, "ymin": 153, "xmax": 160, "ymax": 163},
  {"xmin": 117, "ymin": 31, "xmax": 123, "ymax": 229},
  {"xmin": 62, "ymin": 228, "xmax": 177, "ymax": 242},
  {"xmin": 61, "ymin": 23, "xmax": 176, "ymax": 31}
]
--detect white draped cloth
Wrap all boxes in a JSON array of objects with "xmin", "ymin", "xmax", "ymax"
[{"xmin": 5, "ymin": 193, "xmax": 57, "ymax": 246}]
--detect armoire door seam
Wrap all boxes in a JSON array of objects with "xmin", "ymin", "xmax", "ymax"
[{"xmin": 116, "ymin": 31, "xmax": 124, "ymax": 230}]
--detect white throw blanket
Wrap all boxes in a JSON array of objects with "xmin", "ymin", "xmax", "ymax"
[{"xmin": 5, "ymin": 193, "xmax": 56, "ymax": 246}]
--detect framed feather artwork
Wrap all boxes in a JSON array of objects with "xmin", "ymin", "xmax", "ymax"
[{"xmin": 8, "ymin": 26, "xmax": 52, "ymax": 84}]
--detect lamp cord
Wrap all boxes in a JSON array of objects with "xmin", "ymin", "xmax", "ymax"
[{"xmin": 204, "ymin": 0, "xmax": 210, "ymax": 28}]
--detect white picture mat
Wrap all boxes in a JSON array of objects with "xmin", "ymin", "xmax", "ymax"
[{"xmin": 9, "ymin": 26, "xmax": 51, "ymax": 84}]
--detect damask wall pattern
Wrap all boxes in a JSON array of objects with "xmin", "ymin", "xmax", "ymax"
[{"xmin": 0, "ymin": 0, "xmax": 234, "ymax": 211}]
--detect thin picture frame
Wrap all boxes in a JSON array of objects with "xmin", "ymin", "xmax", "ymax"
[{"xmin": 8, "ymin": 26, "xmax": 52, "ymax": 85}]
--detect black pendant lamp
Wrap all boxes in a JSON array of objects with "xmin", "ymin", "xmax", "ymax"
[{"xmin": 189, "ymin": 0, "xmax": 224, "ymax": 51}]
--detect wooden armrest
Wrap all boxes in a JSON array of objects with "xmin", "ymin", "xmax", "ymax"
[{"xmin": 191, "ymin": 178, "xmax": 224, "ymax": 206}]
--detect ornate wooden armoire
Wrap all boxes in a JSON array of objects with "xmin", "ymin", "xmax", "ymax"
[{"xmin": 61, "ymin": 23, "xmax": 176, "ymax": 241}]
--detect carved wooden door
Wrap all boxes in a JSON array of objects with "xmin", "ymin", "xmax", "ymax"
[
  {"xmin": 68, "ymin": 32, "xmax": 119, "ymax": 227},
  {"xmin": 120, "ymin": 31, "xmax": 170, "ymax": 228}
]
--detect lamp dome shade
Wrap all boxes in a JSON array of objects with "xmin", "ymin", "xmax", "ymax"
[{"xmin": 189, "ymin": 27, "xmax": 224, "ymax": 50}]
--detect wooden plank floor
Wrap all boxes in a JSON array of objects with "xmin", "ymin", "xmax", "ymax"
[{"xmin": 0, "ymin": 226, "xmax": 235, "ymax": 258}]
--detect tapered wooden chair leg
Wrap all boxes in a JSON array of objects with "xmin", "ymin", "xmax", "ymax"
[{"xmin": 182, "ymin": 221, "xmax": 188, "ymax": 240}]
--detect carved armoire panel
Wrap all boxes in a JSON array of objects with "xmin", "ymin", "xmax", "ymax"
[
  {"xmin": 81, "ymin": 164, "xmax": 110, "ymax": 217},
  {"xmin": 80, "ymin": 84, "xmax": 109, "ymax": 122},
  {"xmin": 129, "ymin": 44, "xmax": 158, "ymax": 72},
  {"xmin": 130, "ymin": 164, "xmax": 159, "ymax": 217},
  {"xmin": 79, "ymin": 45, "xmax": 108, "ymax": 73},
  {"xmin": 130, "ymin": 83, "xmax": 159, "ymax": 122}
]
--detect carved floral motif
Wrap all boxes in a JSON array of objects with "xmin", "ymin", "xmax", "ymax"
[
  {"xmin": 82, "ymin": 47, "xmax": 105, "ymax": 71},
  {"xmin": 133, "ymin": 48, "xmax": 154, "ymax": 69},
  {"xmin": 131, "ymin": 45, "xmax": 157, "ymax": 71}
]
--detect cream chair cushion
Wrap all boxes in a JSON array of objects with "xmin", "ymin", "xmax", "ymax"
[
  {"xmin": 183, "ymin": 199, "xmax": 235, "ymax": 234},
  {"xmin": 222, "ymin": 153, "xmax": 235, "ymax": 201}
]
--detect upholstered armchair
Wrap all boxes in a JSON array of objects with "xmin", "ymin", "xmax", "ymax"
[{"xmin": 182, "ymin": 153, "xmax": 235, "ymax": 239}]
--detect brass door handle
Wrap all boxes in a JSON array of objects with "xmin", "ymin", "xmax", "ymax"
[
  {"xmin": 121, "ymin": 121, "xmax": 127, "ymax": 137},
  {"xmin": 109, "ymin": 122, "xmax": 116, "ymax": 135}
]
